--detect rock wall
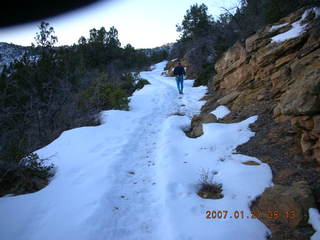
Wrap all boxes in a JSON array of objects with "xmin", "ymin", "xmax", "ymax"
[
  {"xmin": 213, "ymin": 7, "xmax": 320, "ymax": 165},
  {"xmin": 189, "ymin": 7, "xmax": 320, "ymax": 240}
]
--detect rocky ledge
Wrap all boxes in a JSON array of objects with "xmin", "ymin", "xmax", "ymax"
[{"xmin": 185, "ymin": 6, "xmax": 320, "ymax": 240}]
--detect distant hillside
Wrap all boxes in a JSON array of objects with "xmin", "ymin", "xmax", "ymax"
[
  {"xmin": 0, "ymin": 42, "xmax": 173, "ymax": 71},
  {"xmin": 0, "ymin": 42, "xmax": 32, "ymax": 70},
  {"xmin": 139, "ymin": 43, "xmax": 173, "ymax": 57}
]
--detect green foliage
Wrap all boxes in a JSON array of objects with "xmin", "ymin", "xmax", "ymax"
[
  {"xmin": 176, "ymin": 3, "xmax": 212, "ymax": 41},
  {"xmin": 34, "ymin": 21, "xmax": 58, "ymax": 48},
  {"xmin": 106, "ymin": 26, "xmax": 121, "ymax": 48},
  {"xmin": 120, "ymin": 72, "xmax": 150, "ymax": 92},
  {"xmin": 99, "ymin": 83, "xmax": 129, "ymax": 110},
  {"xmin": 135, "ymin": 79, "xmax": 150, "ymax": 90},
  {"xmin": 0, "ymin": 152, "xmax": 54, "ymax": 197},
  {"xmin": 1, "ymin": 21, "xmax": 166, "ymax": 197},
  {"xmin": 150, "ymin": 50, "xmax": 169, "ymax": 63},
  {"xmin": 241, "ymin": 0, "xmax": 320, "ymax": 24},
  {"xmin": 78, "ymin": 36, "xmax": 87, "ymax": 45},
  {"xmin": 19, "ymin": 153, "xmax": 54, "ymax": 179},
  {"xmin": 193, "ymin": 63, "xmax": 214, "ymax": 87},
  {"xmin": 77, "ymin": 72, "xmax": 147, "ymax": 111},
  {"xmin": 120, "ymin": 72, "xmax": 137, "ymax": 94}
]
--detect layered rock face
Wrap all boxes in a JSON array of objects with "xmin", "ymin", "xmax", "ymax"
[
  {"xmin": 188, "ymin": 7, "xmax": 320, "ymax": 240},
  {"xmin": 213, "ymin": 7, "xmax": 320, "ymax": 165}
]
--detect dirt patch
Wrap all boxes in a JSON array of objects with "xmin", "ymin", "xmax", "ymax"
[{"xmin": 242, "ymin": 161, "xmax": 261, "ymax": 166}]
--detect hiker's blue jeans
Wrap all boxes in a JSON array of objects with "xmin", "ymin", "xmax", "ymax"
[{"xmin": 175, "ymin": 75, "xmax": 184, "ymax": 92}]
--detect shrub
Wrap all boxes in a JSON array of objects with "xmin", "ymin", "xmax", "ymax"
[
  {"xmin": 193, "ymin": 63, "xmax": 215, "ymax": 87},
  {"xmin": 120, "ymin": 72, "xmax": 136, "ymax": 94},
  {"xmin": 135, "ymin": 79, "xmax": 150, "ymax": 90},
  {"xmin": 197, "ymin": 169, "xmax": 223, "ymax": 199},
  {"xmin": 99, "ymin": 83, "xmax": 129, "ymax": 110},
  {"xmin": 0, "ymin": 153, "xmax": 54, "ymax": 197},
  {"xmin": 19, "ymin": 153, "xmax": 54, "ymax": 179}
]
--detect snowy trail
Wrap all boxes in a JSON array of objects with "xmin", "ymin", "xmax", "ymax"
[
  {"xmin": 86, "ymin": 68, "xmax": 180, "ymax": 240},
  {"xmin": 0, "ymin": 61, "xmax": 273, "ymax": 240}
]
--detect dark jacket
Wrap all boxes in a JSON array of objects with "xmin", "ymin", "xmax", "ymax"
[{"xmin": 173, "ymin": 66, "xmax": 186, "ymax": 76}]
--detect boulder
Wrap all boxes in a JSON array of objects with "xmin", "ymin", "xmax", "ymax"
[
  {"xmin": 187, "ymin": 115, "xmax": 203, "ymax": 138},
  {"xmin": 164, "ymin": 59, "xmax": 178, "ymax": 70},
  {"xmin": 187, "ymin": 113, "xmax": 217, "ymax": 138},
  {"xmin": 164, "ymin": 59, "xmax": 179, "ymax": 77},
  {"xmin": 251, "ymin": 181, "xmax": 316, "ymax": 229}
]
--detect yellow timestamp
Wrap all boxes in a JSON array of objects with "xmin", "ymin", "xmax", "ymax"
[{"xmin": 205, "ymin": 210, "xmax": 297, "ymax": 220}]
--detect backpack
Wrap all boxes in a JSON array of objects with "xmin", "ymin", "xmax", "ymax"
[{"xmin": 173, "ymin": 67, "xmax": 179, "ymax": 76}]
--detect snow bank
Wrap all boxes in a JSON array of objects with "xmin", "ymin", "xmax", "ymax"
[
  {"xmin": 302, "ymin": 7, "xmax": 320, "ymax": 19},
  {"xmin": 156, "ymin": 113, "xmax": 273, "ymax": 239},
  {"xmin": 309, "ymin": 208, "xmax": 320, "ymax": 240},
  {"xmin": 271, "ymin": 7, "xmax": 320, "ymax": 43},
  {"xmin": 271, "ymin": 20, "xmax": 306, "ymax": 42},
  {"xmin": 269, "ymin": 23, "xmax": 289, "ymax": 32},
  {"xmin": 211, "ymin": 105, "xmax": 231, "ymax": 119}
]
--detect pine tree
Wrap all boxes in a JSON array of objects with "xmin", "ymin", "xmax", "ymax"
[
  {"xmin": 176, "ymin": 3, "xmax": 212, "ymax": 41},
  {"xmin": 34, "ymin": 21, "xmax": 58, "ymax": 48}
]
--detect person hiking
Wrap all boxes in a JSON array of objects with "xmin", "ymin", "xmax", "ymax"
[{"xmin": 173, "ymin": 62, "xmax": 186, "ymax": 94}]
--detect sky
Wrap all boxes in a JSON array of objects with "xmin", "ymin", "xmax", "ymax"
[{"xmin": 0, "ymin": 0, "xmax": 239, "ymax": 49}]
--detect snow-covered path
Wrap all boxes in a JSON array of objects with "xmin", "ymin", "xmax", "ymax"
[{"xmin": 0, "ymin": 61, "xmax": 273, "ymax": 240}]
